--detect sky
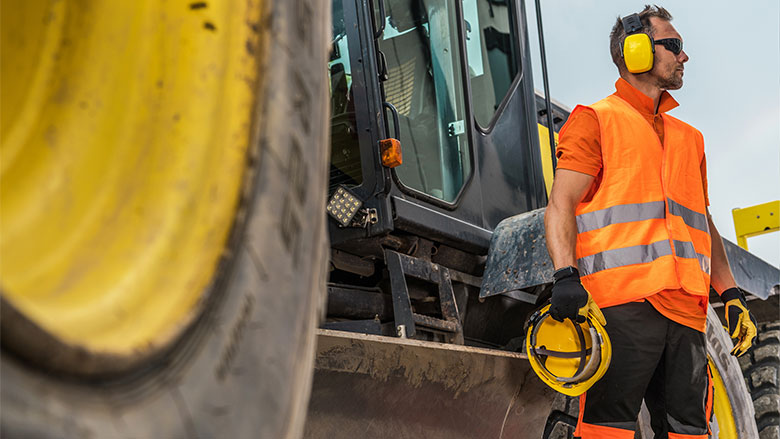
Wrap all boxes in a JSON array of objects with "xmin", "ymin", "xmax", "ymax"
[{"xmin": 525, "ymin": 0, "xmax": 780, "ymax": 267}]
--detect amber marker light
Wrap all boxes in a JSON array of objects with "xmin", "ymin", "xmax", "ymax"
[{"xmin": 380, "ymin": 138, "xmax": 403, "ymax": 168}]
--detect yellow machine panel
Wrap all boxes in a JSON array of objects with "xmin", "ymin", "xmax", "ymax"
[{"xmin": 732, "ymin": 201, "xmax": 780, "ymax": 250}]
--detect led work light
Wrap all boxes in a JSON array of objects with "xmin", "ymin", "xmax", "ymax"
[{"xmin": 327, "ymin": 186, "xmax": 362, "ymax": 227}]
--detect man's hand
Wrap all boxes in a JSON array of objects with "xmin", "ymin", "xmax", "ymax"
[
  {"xmin": 550, "ymin": 267, "xmax": 606, "ymax": 326},
  {"xmin": 721, "ymin": 287, "xmax": 758, "ymax": 357}
]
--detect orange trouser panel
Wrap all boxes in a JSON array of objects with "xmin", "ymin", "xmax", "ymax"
[
  {"xmin": 574, "ymin": 393, "xmax": 586, "ymax": 437},
  {"xmin": 576, "ymin": 422, "xmax": 635, "ymax": 439}
]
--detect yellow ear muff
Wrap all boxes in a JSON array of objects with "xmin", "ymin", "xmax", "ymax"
[{"xmin": 623, "ymin": 33, "xmax": 654, "ymax": 73}]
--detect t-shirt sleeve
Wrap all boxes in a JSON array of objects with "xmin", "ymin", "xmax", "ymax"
[{"xmin": 555, "ymin": 107, "xmax": 602, "ymax": 177}]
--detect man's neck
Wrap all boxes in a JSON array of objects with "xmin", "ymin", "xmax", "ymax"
[{"xmin": 621, "ymin": 73, "xmax": 662, "ymax": 113}]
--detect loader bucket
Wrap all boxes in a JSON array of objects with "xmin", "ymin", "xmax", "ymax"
[{"xmin": 304, "ymin": 330, "xmax": 570, "ymax": 438}]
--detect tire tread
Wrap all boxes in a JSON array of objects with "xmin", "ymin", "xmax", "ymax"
[{"xmin": 741, "ymin": 321, "xmax": 780, "ymax": 438}]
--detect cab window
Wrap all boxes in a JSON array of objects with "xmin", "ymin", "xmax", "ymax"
[
  {"xmin": 462, "ymin": 0, "xmax": 519, "ymax": 128},
  {"xmin": 380, "ymin": 0, "xmax": 471, "ymax": 203},
  {"xmin": 329, "ymin": 0, "xmax": 362, "ymax": 193}
]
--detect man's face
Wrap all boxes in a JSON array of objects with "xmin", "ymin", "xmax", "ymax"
[{"xmin": 648, "ymin": 17, "xmax": 689, "ymax": 90}]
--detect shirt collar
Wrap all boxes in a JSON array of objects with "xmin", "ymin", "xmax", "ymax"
[{"xmin": 614, "ymin": 78, "xmax": 679, "ymax": 115}]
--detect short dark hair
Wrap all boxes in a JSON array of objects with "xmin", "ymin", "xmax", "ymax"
[{"xmin": 609, "ymin": 5, "xmax": 673, "ymax": 73}]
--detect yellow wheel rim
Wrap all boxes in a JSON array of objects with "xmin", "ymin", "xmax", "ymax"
[
  {"xmin": 1, "ymin": 0, "xmax": 265, "ymax": 358},
  {"xmin": 709, "ymin": 358, "xmax": 739, "ymax": 439}
]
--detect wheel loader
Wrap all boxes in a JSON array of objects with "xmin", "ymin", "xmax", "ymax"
[{"xmin": 1, "ymin": 0, "xmax": 777, "ymax": 438}]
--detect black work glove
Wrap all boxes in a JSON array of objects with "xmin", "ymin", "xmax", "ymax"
[
  {"xmin": 549, "ymin": 267, "xmax": 589, "ymax": 323},
  {"xmin": 721, "ymin": 287, "xmax": 758, "ymax": 357}
]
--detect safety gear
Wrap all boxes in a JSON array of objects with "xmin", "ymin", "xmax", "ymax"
[
  {"xmin": 550, "ymin": 267, "xmax": 606, "ymax": 325},
  {"xmin": 654, "ymin": 38, "xmax": 683, "ymax": 55},
  {"xmin": 620, "ymin": 16, "xmax": 685, "ymax": 74},
  {"xmin": 526, "ymin": 303, "xmax": 611, "ymax": 397},
  {"xmin": 550, "ymin": 266, "xmax": 587, "ymax": 322},
  {"xmin": 561, "ymin": 96, "xmax": 712, "ymax": 309},
  {"xmin": 621, "ymin": 13, "xmax": 654, "ymax": 73},
  {"xmin": 721, "ymin": 287, "xmax": 758, "ymax": 357}
]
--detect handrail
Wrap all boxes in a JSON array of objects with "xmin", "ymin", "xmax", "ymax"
[{"xmin": 534, "ymin": 0, "xmax": 558, "ymax": 171}]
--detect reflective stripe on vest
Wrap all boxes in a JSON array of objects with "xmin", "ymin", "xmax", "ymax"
[
  {"xmin": 673, "ymin": 240, "xmax": 712, "ymax": 274},
  {"xmin": 576, "ymin": 201, "xmax": 665, "ymax": 233},
  {"xmin": 577, "ymin": 239, "xmax": 711, "ymax": 277},
  {"xmin": 668, "ymin": 198, "xmax": 709, "ymax": 233},
  {"xmin": 575, "ymin": 198, "xmax": 711, "ymax": 275},
  {"xmin": 576, "ymin": 198, "xmax": 708, "ymax": 234},
  {"xmin": 578, "ymin": 240, "xmax": 672, "ymax": 276}
]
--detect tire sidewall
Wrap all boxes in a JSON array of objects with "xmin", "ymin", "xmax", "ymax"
[
  {"xmin": 0, "ymin": 1, "xmax": 331, "ymax": 438},
  {"xmin": 705, "ymin": 305, "xmax": 760, "ymax": 437}
]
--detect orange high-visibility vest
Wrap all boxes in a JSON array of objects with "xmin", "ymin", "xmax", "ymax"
[{"xmin": 566, "ymin": 95, "xmax": 711, "ymax": 308}]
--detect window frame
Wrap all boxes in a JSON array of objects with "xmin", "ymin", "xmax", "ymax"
[
  {"xmin": 462, "ymin": 0, "xmax": 524, "ymax": 134},
  {"xmin": 382, "ymin": 0, "xmax": 478, "ymax": 210}
]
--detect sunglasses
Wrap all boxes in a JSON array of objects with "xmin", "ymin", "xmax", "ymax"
[{"xmin": 654, "ymin": 38, "xmax": 683, "ymax": 55}]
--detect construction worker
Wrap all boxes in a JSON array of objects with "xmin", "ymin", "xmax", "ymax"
[{"xmin": 543, "ymin": 5, "xmax": 758, "ymax": 438}]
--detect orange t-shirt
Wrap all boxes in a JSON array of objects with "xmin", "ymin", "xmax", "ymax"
[{"xmin": 556, "ymin": 78, "xmax": 710, "ymax": 332}]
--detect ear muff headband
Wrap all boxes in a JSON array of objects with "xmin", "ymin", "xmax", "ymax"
[
  {"xmin": 621, "ymin": 13, "xmax": 643, "ymax": 34},
  {"xmin": 621, "ymin": 13, "xmax": 654, "ymax": 74}
]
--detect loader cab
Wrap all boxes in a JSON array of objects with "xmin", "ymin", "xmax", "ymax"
[
  {"xmin": 326, "ymin": 0, "xmax": 568, "ymax": 343},
  {"xmin": 328, "ymin": 0, "xmax": 559, "ymax": 250}
]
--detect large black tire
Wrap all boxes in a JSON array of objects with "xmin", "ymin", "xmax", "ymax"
[
  {"xmin": 739, "ymin": 321, "xmax": 780, "ymax": 439},
  {"xmin": 1, "ymin": 1, "xmax": 331, "ymax": 438}
]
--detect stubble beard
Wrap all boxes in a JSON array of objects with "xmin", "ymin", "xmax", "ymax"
[{"xmin": 656, "ymin": 66, "xmax": 684, "ymax": 90}]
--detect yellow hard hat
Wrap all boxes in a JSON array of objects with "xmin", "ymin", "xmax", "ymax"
[{"xmin": 525, "ymin": 304, "xmax": 612, "ymax": 397}]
